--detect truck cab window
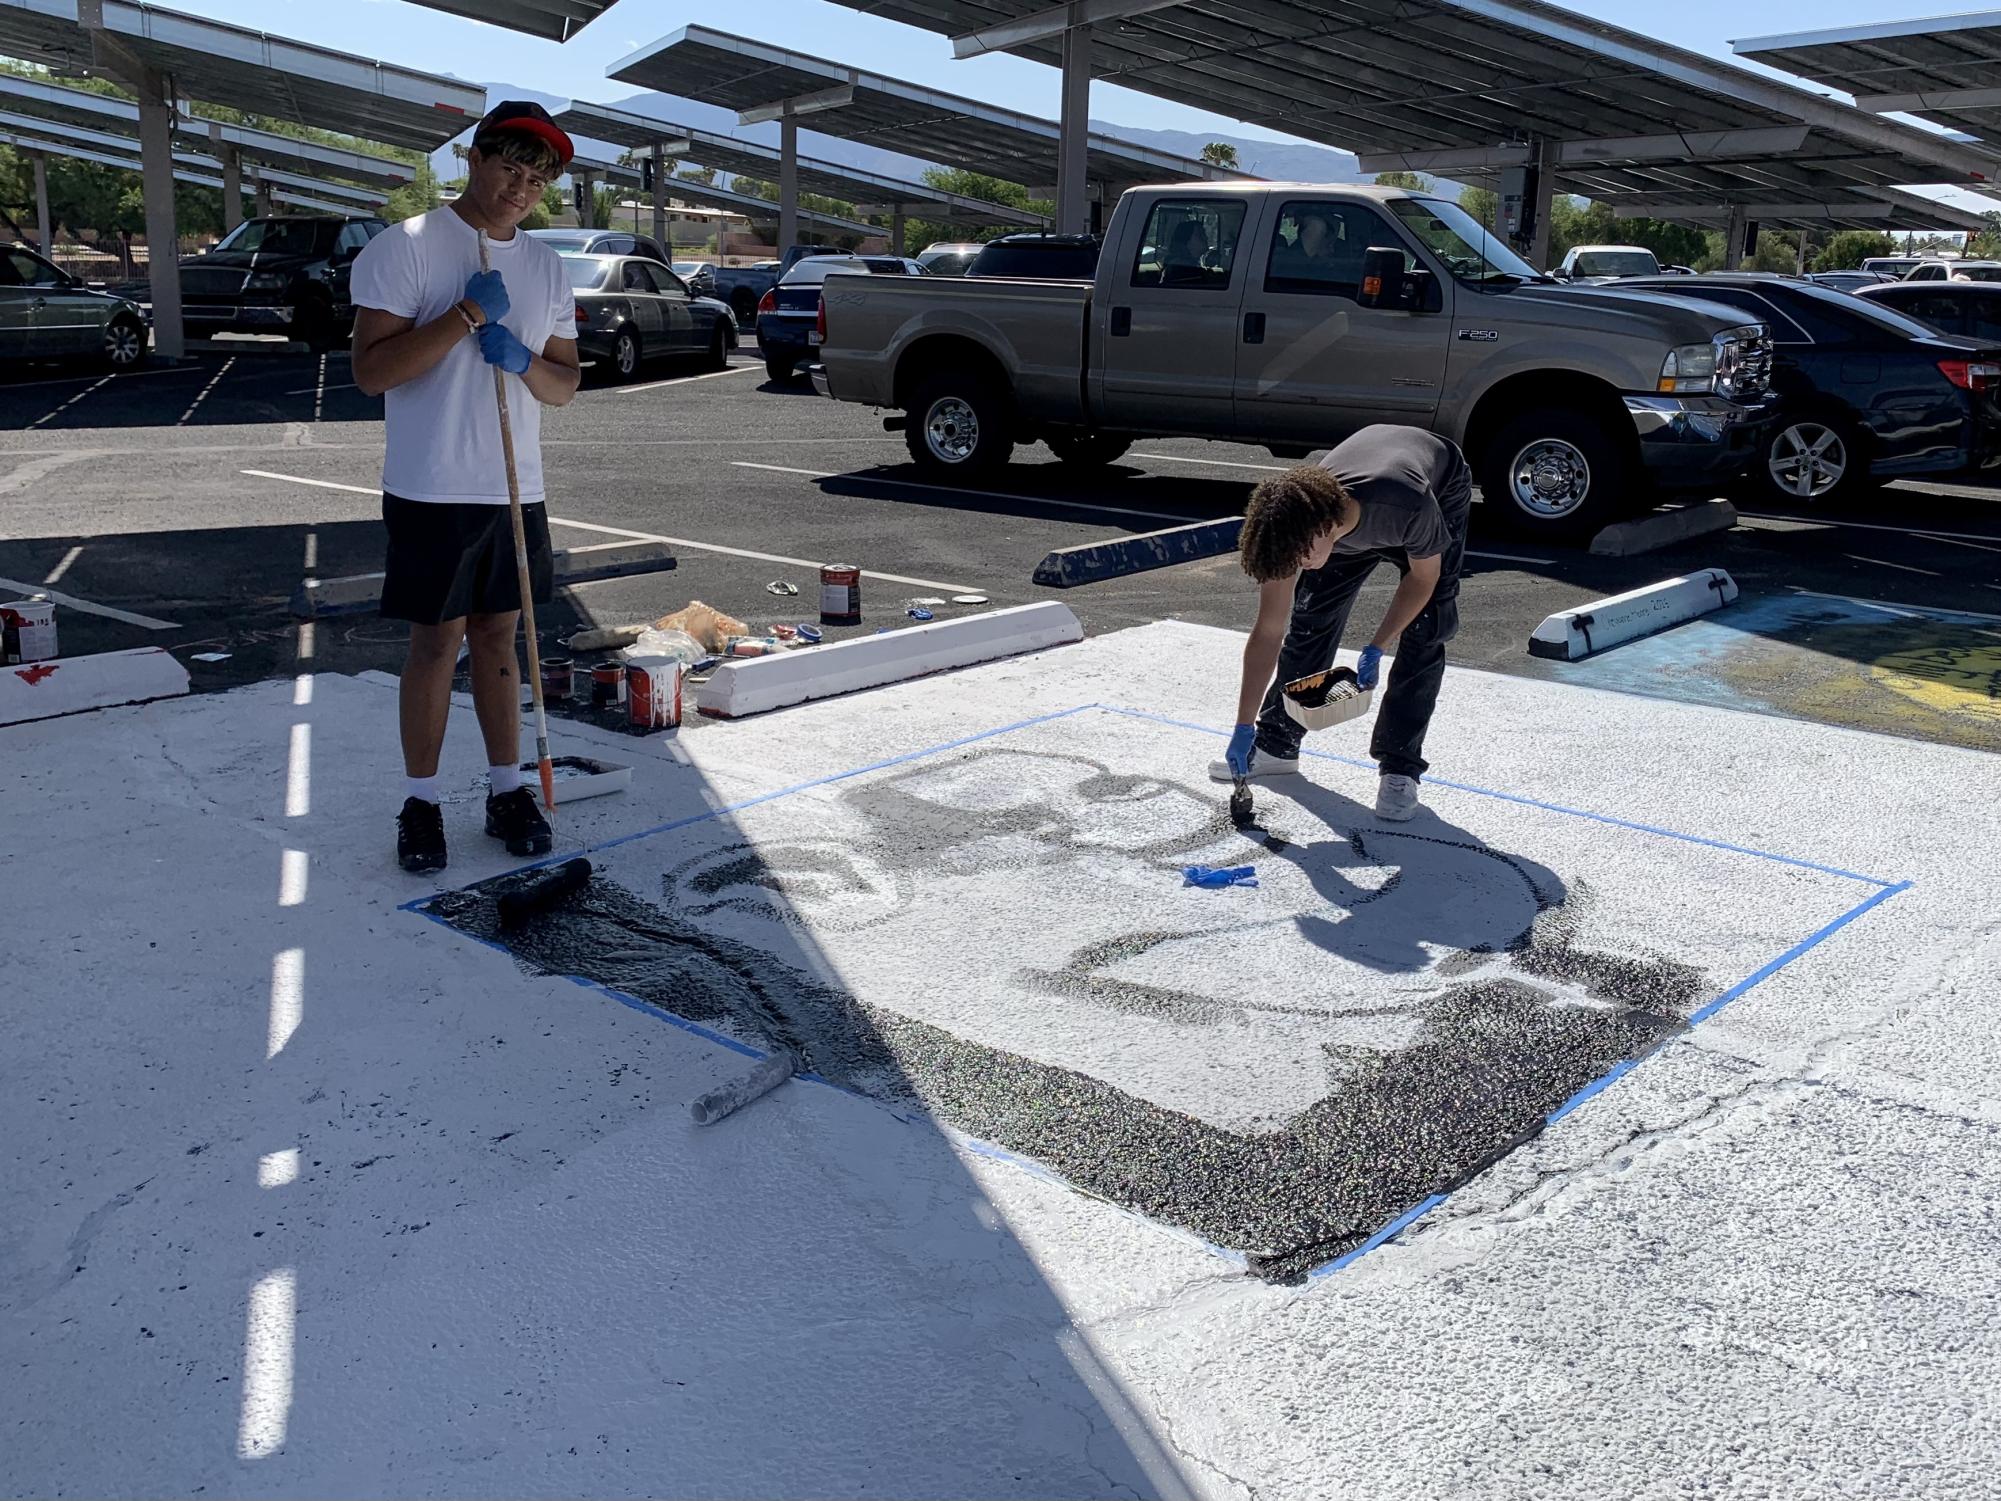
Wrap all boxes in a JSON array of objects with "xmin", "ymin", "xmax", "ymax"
[
  {"xmin": 1263, "ymin": 203, "xmax": 1404, "ymax": 299},
  {"xmin": 1130, "ymin": 200, "xmax": 1246, "ymax": 290}
]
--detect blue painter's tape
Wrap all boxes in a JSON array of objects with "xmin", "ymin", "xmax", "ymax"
[
  {"xmin": 1032, "ymin": 517, "xmax": 1243, "ymax": 588},
  {"xmin": 1100, "ymin": 704, "xmax": 1901, "ymax": 888},
  {"xmin": 1307, "ymin": 1193, "xmax": 1452, "ymax": 1281},
  {"xmin": 1683, "ymin": 880, "xmax": 1914, "ymax": 1027}
]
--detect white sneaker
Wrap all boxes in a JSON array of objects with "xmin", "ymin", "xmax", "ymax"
[
  {"xmin": 1375, "ymin": 774, "xmax": 1421, "ymax": 821},
  {"xmin": 1208, "ymin": 753, "xmax": 1301, "ymax": 783}
]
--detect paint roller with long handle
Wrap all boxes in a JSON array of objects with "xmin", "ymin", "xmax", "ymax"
[{"xmin": 478, "ymin": 229, "xmax": 557, "ymax": 815}]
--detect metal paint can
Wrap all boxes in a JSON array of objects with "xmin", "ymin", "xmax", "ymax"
[
  {"xmin": 626, "ymin": 656, "xmax": 682, "ymax": 730},
  {"xmin": 819, "ymin": 563, "xmax": 861, "ymax": 626},
  {"xmin": 540, "ymin": 656, "xmax": 571, "ymax": 702},
  {"xmin": 590, "ymin": 661, "xmax": 626, "ymax": 707}
]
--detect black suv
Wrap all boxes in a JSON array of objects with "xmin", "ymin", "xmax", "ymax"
[
  {"xmin": 175, "ymin": 215, "xmax": 387, "ymax": 351},
  {"xmin": 965, "ymin": 233, "xmax": 1102, "ymax": 280}
]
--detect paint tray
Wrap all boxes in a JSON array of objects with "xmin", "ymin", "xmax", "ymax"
[
  {"xmin": 516, "ymin": 755, "xmax": 632, "ymax": 804},
  {"xmin": 1282, "ymin": 666, "xmax": 1373, "ymax": 732}
]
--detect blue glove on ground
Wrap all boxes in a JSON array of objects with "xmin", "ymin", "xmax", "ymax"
[
  {"xmin": 463, "ymin": 269, "xmax": 510, "ymax": 324},
  {"xmin": 1355, "ymin": 643, "xmax": 1383, "ymax": 689},
  {"xmin": 1184, "ymin": 864, "xmax": 1259, "ymax": 889},
  {"xmin": 478, "ymin": 320, "xmax": 533, "ymax": 375},
  {"xmin": 1225, "ymin": 722, "xmax": 1257, "ymax": 776}
]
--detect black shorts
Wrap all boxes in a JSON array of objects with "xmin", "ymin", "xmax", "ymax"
[{"xmin": 379, "ymin": 493, "xmax": 553, "ymax": 625}]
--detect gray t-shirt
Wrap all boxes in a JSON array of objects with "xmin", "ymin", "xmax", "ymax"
[{"xmin": 1321, "ymin": 425, "xmax": 1453, "ymax": 559}]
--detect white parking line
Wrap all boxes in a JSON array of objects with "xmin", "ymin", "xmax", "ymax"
[
  {"xmin": 607, "ymin": 364, "xmax": 761, "ymax": 394},
  {"xmin": 177, "ymin": 357, "xmax": 237, "ymax": 426},
  {"xmin": 0, "ymin": 577, "xmax": 177, "ymax": 629},
  {"xmin": 30, "ymin": 374, "xmax": 113, "ymax": 429},
  {"xmin": 543, "ymin": 515, "xmax": 977, "ymax": 594},
  {"xmin": 0, "ymin": 364, "xmax": 206, "ymax": 394},
  {"xmin": 1741, "ymin": 511, "xmax": 2001, "ymax": 545},
  {"xmin": 283, "ymin": 381, "xmax": 360, "ymax": 397},
  {"xmin": 1845, "ymin": 553, "xmax": 1938, "ymax": 576},
  {"xmin": 1134, "ymin": 450, "xmax": 1289, "ymax": 471},
  {"xmin": 43, "ymin": 545, "xmax": 83, "ymax": 585},
  {"xmin": 1790, "ymin": 588, "xmax": 2001, "ymax": 624},
  {"xmin": 240, "ymin": 470, "xmax": 377, "ymax": 494}
]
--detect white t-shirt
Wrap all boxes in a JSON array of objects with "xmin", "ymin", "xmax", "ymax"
[{"xmin": 349, "ymin": 208, "xmax": 576, "ymax": 505}]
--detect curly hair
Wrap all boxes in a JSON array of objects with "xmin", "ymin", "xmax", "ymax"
[
  {"xmin": 1238, "ymin": 465, "xmax": 1357, "ymax": 581},
  {"xmin": 472, "ymin": 129, "xmax": 562, "ymax": 181}
]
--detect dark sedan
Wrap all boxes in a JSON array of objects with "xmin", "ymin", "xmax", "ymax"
[
  {"xmin": 1624, "ymin": 273, "xmax": 2001, "ymax": 503},
  {"xmin": 561, "ymin": 254, "xmax": 736, "ymax": 382},
  {"xmin": 756, "ymin": 255, "xmax": 925, "ymax": 383},
  {"xmin": 1858, "ymin": 280, "xmax": 2001, "ymax": 346}
]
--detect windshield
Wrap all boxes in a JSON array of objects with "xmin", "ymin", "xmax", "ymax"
[
  {"xmin": 1387, "ymin": 198, "xmax": 1540, "ymax": 284},
  {"xmin": 781, "ymin": 259, "xmax": 856, "ymax": 286},
  {"xmin": 561, "ymin": 256, "xmax": 610, "ymax": 290},
  {"xmin": 1573, "ymin": 250, "xmax": 1657, "ymax": 278},
  {"xmin": 672, "ymin": 262, "xmax": 706, "ymax": 275},
  {"xmin": 212, "ymin": 218, "xmax": 339, "ymax": 257},
  {"xmin": 1954, "ymin": 265, "xmax": 2001, "ymax": 282}
]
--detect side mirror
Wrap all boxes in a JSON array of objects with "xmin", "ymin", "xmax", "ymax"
[
  {"xmin": 1549, "ymin": 264, "xmax": 1570, "ymax": 280},
  {"xmin": 1401, "ymin": 266, "xmax": 1442, "ymax": 313},
  {"xmin": 1355, "ymin": 246, "xmax": 1408, "ymax": 309}
]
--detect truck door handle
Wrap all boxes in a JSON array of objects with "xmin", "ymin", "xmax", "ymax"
[
  {"xmin": 1109, "ymin": 306, "xmax": 1131, "ymax": 336},
  {"xmin": 1243, "ymin": 312, "xmax": 1265, "ymax": 344}
]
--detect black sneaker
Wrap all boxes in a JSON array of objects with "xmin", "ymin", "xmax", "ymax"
[
  {"xmin": 397, "ymin": 797, "xmax": 447, "ymax": 873},
  {"xmin": 485, "ymin": 786, "xmax": 553, "ymax": 857}
]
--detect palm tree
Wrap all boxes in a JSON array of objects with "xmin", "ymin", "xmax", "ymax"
[{"xmin": 1201, "ymin": 142, "xmax": 1239, "ymax": 169}]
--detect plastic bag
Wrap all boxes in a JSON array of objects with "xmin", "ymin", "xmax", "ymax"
[
  {"xmin": 618, "ymin": 627, "xmax": 705, "ymax": 666},
  {"xmin": 653, "ymin": 600, "xmax": 749, "ymax": 654}
]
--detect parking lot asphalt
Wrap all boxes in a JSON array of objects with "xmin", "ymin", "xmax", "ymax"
[{"xmin": 4, "ymin": 343, "xmax": 1999, "ymax": 749}]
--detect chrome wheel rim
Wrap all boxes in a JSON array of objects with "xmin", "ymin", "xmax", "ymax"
[
  {"xmin": 106, "ymin": 321, "xmax": 142, "ymax": 365},
  {"xmin": 1508, "ymin": 438, "xmax": 1592, "ymax": 518},
  {"xmin": 924, "ymin": 396, "xmax": 980, "ymax": 463},
  {"xmin": 1768, "ymin": 422, "xmax": 1847, "ymax": 499},
  {"xmin": 616, "ymin": 334, "xmax": 637, "ymax": 375}
]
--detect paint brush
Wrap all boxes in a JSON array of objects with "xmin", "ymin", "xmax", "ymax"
[{"xmin": 1230, "ymin": 776, "xmax": 1254, "ymax": 829}]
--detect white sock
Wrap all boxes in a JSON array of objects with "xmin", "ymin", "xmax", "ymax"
[
  {"xmin": 488, "ymin": 762, "xmax": 523, "ymax": 796},
  {"xmin": 406, "ymin": 774, "xmax": 441, "ymax": 805}
]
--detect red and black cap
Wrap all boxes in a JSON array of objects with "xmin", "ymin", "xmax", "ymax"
[{"xmin": 472, "ymin": 100, "xmax": 574, "ymax": 168}]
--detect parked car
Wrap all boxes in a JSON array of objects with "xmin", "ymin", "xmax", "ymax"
[
  {"xmin": 1857, "ymin": 278, "xmax": 2001, "ymax": 344},
  {"xmin": 1553, "ymin": 244, "xmax": 1661, "ymax": 282},
  {"xmin": 966, "ymin": 233, "xmax": 1102, "ymax": 280},
  {"xmin": 916, "ymin": 241, "xmax": 984, "ymax": 276},
  {"xmin": 817, "ymin": 183, "xmax": 1778, "ymax": 537},
  {"xmin": 758, "ymin": 254, "xmax": 925, "ymax": 383},
  {"xmin": 710, "ymin": 244, "xmax": 845, "ymax": 325},
  {"xmin": 1902, "ymin": 258, "xmax": 2001, "ymax": 283},
  {"xmin": 167, "ymin": 214, "xmax": 384, "ymax": 351},
  {"xmin": 528, "ymin": 228, "xmax": 670, "ymax": 263},
  {"xmin": 1862, "ymin": 255, "xmax": 1922, "ymax": 280},
  {"xmin": 0, "ymin": 241, "xmax": 148, "ymax": 370},
  {"xmin": 561, "ymin": 254, "xmax": 737, "ymax": 381},
  {"xmin": 1806, "ymin": 270, "xmax": 1886, "ymax": 294},
  {"xmin": 672, "ymin": 259, "xmax": 717, "ymax": 298},
  {"xmin": 1624, "ymin": 272, "xmax": 2001, "ymax": 501}
]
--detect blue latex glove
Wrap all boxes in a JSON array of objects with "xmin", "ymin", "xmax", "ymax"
[
  {"xmin": 478, "ymin": 320, "xmax": 532, "ymax": 375},
  {"xmin": 1225, "ymin": 722, "xmax": 1257, "ymax": 776},
  {"xmin": 463, "ymin": 269, "xmax": 510, "ymax": 324},
  {"xmin": 1184, "ymin": 864, "xmax": 1259, "ymax": 889},
  {"xmin": 1355, "ymin": 643, "xmax": 1384, "ymax": 689}
]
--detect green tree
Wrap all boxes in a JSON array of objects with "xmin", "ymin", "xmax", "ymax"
[
  {"xmin": 1373, "ymin": 170, "xmax": 1429, "ymax": 192},
  {"xmin": 1457, "ymin": 185, "xmax": 1500, "ymax": 230},
  {"xmin": 381, "ymin": 158, "xmax": 441, "ymax": 222},
  {"xmin": 901, "ymin": 168, "xmax": 1055, "ymax": 253},
  {"xmin": 1963, "ymin": 213, "xmax": 2001, "ymax": 259},
  {"xmin": 1201, "ymin": 142, "xmax": 1239, "ymax": 169},
  {"xmin": 676, "ymin": 163, "xmax": 717, "ymax": 187},
  {"xmin": 1811, "ymin": 229, "xmax": 1896, "ymax": 272}
]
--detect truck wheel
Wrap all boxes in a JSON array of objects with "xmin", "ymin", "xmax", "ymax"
[
  {"xmin": 1046, "ymin": 433, "xmax": 1132, "ymax": 467},
  {"xmin": 907, "ymin": 374, "xmax": 1014, "ymax": 475},
  {"xmin": 1478, "ymin": 409, "xmax": 1630, "ymax": 539},
  {"xmin": 765, "ymin": 355, "xmax": 796, "ymax": 383}
]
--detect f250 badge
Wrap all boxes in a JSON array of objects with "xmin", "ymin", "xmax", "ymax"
[{"xmin": 1456, "ymin": 328, "xmax": 1499, "ymax": 341}]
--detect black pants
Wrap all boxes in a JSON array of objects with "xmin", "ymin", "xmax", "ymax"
[{"xmin": 1254, "ymin": 452, "xmax": 1472, "ymax": 780}]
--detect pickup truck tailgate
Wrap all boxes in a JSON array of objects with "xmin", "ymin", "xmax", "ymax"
[{"xmin": 819, "ymin": 275, "xmax": 1092, "ymax": 419}]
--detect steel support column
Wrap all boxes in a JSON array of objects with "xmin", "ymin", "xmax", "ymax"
[
  {"xmin": 1725, "ymin": 204, "xmax": 1751, "ymax": 268},
  {"xmin": 890, "ymin": 206, "xmax": 906, "ymax": 255},
  {"xmin": 221, "ymin": 145, "xmax": 242, "ymax": 233},
  {"xmin": 135, "ymin": 75, "xmax": 183, "ymax": 359},
  {"xmin": 1057, "ymin": 23, "xmax": 1092, "ymax": 236},
  {"xmin": 32, "ymin": 152, "xmax": 51, "ymax": 252},
  {"xmin": 1528, "ymin": 137, "xmax": 1559, "ymax": 270},
  {"xmin": 651, "ymin": 143, "xmax": 666, "ymax": 247},
  {"xmin": 779, "ymin": 111, "xmax": 799, "ymax": 255}
]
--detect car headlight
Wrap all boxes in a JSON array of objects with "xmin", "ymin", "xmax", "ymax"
[
  {"xmin": 245, "ymin": 271, "xmax": 290, "ymax": 291},
  {"xmin": 1657, "ymin": 342, "xmax": 1717, "ymax": 394},
  {"xmin": 1713, "ymin": 326, "xmax": 1772, "ymax": 400}
]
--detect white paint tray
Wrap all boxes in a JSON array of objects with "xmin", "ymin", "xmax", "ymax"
[
  {"xmin": 1282, "ymin": 667, "xmax": 1374, "ymax": 732},
  {"xmin": 516, "ymin": 755, "xmax": 632, "ymax": 804}
]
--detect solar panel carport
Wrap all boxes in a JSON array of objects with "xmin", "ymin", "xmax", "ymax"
[
  {"xmin": 553, "ymin": 99, "xmax": 1046, "ymax": 254},
  {"xmin": 604, "ymin": 24, "xmax": 1240, "ymax": 242},
  {"xmin": 1736, "ymin": 15, "xmax": 2001, "ymax": 148},
  {"xmin": 0, "ymin": 0, "xmax": 482, "ymax": 354},
  {"xmin": 818, "ymin": 0, "xmax": 2001, "ymax": 260},
  {"xmin": 569, "ymin": 153, "xmax": 884, "ymax": 241},
  {"xmin": 391, "ymin": 0, "xmax": 616, "ymax": 43}
]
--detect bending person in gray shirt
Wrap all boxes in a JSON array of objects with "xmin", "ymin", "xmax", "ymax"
[{"xmin": 1213, "ymin": 424, "xmax": 1472, "ymax": 822}]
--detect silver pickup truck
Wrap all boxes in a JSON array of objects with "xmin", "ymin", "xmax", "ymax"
[{"xmin": 814, "ymin": 183, "xmax": 1776, "ymax": 537}]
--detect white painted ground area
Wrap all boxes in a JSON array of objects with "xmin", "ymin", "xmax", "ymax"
[{"xmin": 3, "ymin": 621, "xmax": 1999, "ymax": 1499}]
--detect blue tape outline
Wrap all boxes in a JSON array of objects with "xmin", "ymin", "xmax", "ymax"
[{"xmin": 401, "ymin": 700, "xmax": 1912, "ymax": 1284}]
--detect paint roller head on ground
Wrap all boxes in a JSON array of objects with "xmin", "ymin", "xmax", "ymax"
[{"xmin": 432, "ymin": 703, "xmax": 1901, "ymax": 1282}]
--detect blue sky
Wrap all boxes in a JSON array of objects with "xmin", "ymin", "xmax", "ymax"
[{"xmin": 159, "ymin": 0, "xmax": 1972, "ymax": 147}]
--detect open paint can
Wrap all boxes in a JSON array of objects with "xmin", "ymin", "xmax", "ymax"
[
  {"xmin": 540, "ymin": 656, "xmax": 571, "ymax": 702},
  {"xmin": 590, "ymin": 661, "xmax": 627, "ymax": 708},
  {"xmin": 820, "ymin": 563, "xmax": 861, "ymax": 626},
  {"xmin": 626, "ymin": 656, "xmax": 683, "ymax": 730}
]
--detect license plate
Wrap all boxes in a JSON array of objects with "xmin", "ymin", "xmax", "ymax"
[{"xmin": 807, "ymin": 330, "xmax": 822, "ymax": 346}]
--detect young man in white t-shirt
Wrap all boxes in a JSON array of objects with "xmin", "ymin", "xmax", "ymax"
[{"xmin": 350, "ymin": 101, "xmax": 581, "ymax": 873}]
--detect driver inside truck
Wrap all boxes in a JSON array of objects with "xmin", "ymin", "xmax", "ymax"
[{"xmin": 1160, "ymin": 220, "xmax": 1212, "ymax": 286}]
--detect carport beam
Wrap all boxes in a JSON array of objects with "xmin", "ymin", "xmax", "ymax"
[
  {"xmin": 31, "ymin": 151, "xmax": 50, "ymax": 252},
  {"xmin": 135, "ymin": 77, "xmax": 184, "ymax": 360},
  {"xmin": 221, "ymin": 144, "xmax": 242, "ymax": 233},
  {"xmin": 1057, "ymin": 24, "xmax": 1091, "ymax": 236},
  {"xmin": 779, "ymin": 111, "xmax": 799, "ymax": 256}
]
